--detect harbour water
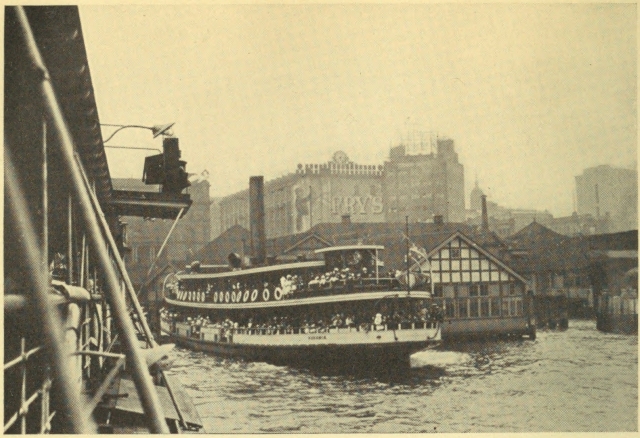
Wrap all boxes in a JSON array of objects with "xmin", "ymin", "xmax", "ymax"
[{"xmin": 166, "ymin": 320, "xmax": 637, "ymax": 433}]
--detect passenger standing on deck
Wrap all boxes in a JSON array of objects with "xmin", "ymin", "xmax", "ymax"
[{"xmin": 374, "ymin": 313, "xmax": 383, "ymax": 330}]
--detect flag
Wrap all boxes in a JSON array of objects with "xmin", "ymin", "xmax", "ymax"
[{"xmin": 409, "ymin": 243, "xmax": 431, "ymax": 272}]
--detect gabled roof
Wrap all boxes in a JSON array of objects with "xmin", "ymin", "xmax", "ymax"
[
  {"xmin": 507, "ymin": 221, "xmax": 566, "ymax": 249},
  {"xmin": 283, "ymin": 233, "xmax": 332, "ymax": 254},
  {"xmin": 425, "ymin": 231, "xmax": 527, "ymax": 283}
]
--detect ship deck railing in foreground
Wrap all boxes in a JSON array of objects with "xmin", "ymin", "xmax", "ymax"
[
  {"xmin": 3, "ymin": 339, "xmax": 51, "ymax": 434},
  {"xmin": 5, "ymin": 6, "xmax": 201, "ymax": 433}
]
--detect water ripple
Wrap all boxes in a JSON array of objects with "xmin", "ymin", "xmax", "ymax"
[{"xmin": 165, "ymin": 320, "xmax": 637, "ymax": 433}]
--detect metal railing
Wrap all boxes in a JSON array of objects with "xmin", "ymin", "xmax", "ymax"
[
  {"xmin": 5, "ymin": 145, "xmax": 94, "ymax": 434},
  {"xmin": 6, "ymin": 6, "xmax": 170, "ymax": 433},
  {"xmin": 170, "ymin": 320, "xmax": 439, "ymax": 340},
  {"xmin": 3, "ymin": 339, "xmax": 52, "ymax": 434}
]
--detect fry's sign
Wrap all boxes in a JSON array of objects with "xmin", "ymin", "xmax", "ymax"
[{"xmin": 331, "ymin": 196, "xmax": 384, "ymax": 215}]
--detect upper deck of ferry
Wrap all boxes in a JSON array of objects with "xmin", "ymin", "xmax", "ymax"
[{"xmin": 167, "ymin": 244, "xmax": 428, "ymax": 305}]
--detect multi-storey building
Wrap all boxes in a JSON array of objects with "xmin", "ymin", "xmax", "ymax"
[
  {"xmin": 217, "ymin": 138, "xmax": 466, "ymax": 238},
  {"xmin": 219, "ymin": 151, "xmax": 385, "ymax": 238},
  {"xmin": 575, "ymin": 165, "xmax": 637, "ymax": 232},
  {"xmin": 384, "ymin": 138, "xmax": 465, "ymax": 223}
]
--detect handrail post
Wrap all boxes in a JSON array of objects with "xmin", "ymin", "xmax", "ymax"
[
  {"xmin": 74, "ymin": 152, "xmax": 157, "ymax": 348},
  {"xmin": 6, "ymin": 147, "xmax": 95, "ymax": 434},
  {"xmin": 13, "ymin": 6, "xmax": 168, "ymax": 432}
]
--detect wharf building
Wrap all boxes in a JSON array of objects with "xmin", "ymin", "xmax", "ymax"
[
  {"xmin": 506, "ymin": 222, "xmax": 637, "ymax": 328},
  {"xmin": 216, "ymin": 138, "xmax": 465, "ymax": 239}
]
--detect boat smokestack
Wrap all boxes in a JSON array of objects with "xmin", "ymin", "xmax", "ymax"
[
  {"xmin": 481, "ymin": 194, "xmax": 489, "ymax": 231},
  {"xmin": 249, "ymin": 176, "xmax": 266, "ymax": 265}
]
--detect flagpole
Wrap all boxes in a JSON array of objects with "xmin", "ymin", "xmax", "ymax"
[
  {"xmin": 430, "ymin": 258, "xmax": 435, "ymax": 296},
  {"xmin": 405, "ymin": 216, "xmax": 410, "ymax": 296}
]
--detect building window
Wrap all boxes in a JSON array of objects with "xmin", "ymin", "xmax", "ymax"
[
  {"xmin": 450, "ymin": 248, "xmax": 461, "ymax": 259},
  {"xmin": 443, "ymin": 285, "xmax": 455, "ymax": 298},
  {"xmin": 459, "ymin": 299, "xmax": 468, "ymax": 318},
  {"xmin": 469, "ymin": 284, "xmax": 479, "ymax": 296},
  {"xmin": 480, "ymin": 284, "xmax": 489, "ymax": 296},
  {"xmin": 480, "ymin": 299, "xmax": 490, "ymax": 317},
  {"xmin": 470, "ymin": 299, "xmax": 479, "ymax": 317},
  {"xmin": 433, "ymin": 285, "xmax": 443, "ymax": 297}
]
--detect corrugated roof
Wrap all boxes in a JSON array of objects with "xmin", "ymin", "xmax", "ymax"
[{"xmin": 24, "ymin": 6, "xmax": 113, "ymax": 203}]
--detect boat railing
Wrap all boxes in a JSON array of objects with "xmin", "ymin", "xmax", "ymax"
[
  {"xmin": 3, "ymin": 338, "xmax": 51, "ymax": 434},
  {"xmin": 172, "ymin": 276, "xmax": 417, "ymax": 304},
  {"xmin": 232, "ymin": 321, "xmax": 438, "ymax": 335},
  {"xmin": 178, "ymin": 321, "xmax": 439, "ymax": 341}
]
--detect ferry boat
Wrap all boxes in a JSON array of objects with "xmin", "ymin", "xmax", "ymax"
[{"xmin": 161, "ymin": 245, "xmax": 442, "ymax": 369}]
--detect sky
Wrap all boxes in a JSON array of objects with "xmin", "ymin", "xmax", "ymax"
[{"xmin": 79, "ymin": 4, "xmax": 636, "ymax": 217}]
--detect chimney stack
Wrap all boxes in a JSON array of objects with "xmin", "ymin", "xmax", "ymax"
[
  {"xmin": 433, "ymin": 214, "xmax": 444, "ymax": 225},
  {"xmin": 481, "ymin": 195, "xmax": 489, "ymax": 232},
  {"xmin": 249, "ymin": 176, "xmax": 266, "ymax": 265}
]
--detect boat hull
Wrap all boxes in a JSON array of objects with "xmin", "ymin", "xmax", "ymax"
[{"xmin": 165, "ymin": 327, "xmax": 440, "ymax": 370}]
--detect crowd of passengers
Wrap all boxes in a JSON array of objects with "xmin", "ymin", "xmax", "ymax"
[
  {"xmin": 177, "ymin": 267, "xmax": 405, "ymax": 302},
  {"xmin": 160, "ymin": 304, "xmax": 443, "ymax": 336}
]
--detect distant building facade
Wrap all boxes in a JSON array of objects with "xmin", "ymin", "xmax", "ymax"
[
  {"xmin": 575, "ymin": 165, "xmax": 637, "ymax": 232},
  {"xmin": 114, "ymin": 176, "xmax": 211, "ymax": 286},
  {"xmin": 544, "ymin": 212, "xmax": 610, "ymax": 236},
  {"xmin": 384, "ymin": 138, "xmax": 465, "ymax": 223},
  {"xmin": 219, "ymin": 151, "xmax": 384, "ymax": 239},
  {"xmin": 467, "ymin": 180, "xmax": 553, "ymax": 237},
  {"xmin": 217, "ymin": 138, "xmax": 466, "ymax": 238}
]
